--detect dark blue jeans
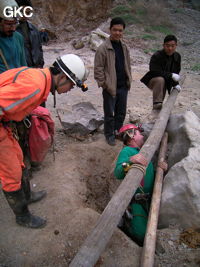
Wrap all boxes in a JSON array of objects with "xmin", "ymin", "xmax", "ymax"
[{"xmin": 103, "ymin": 88, "xmax": 128, "ymax": 139}]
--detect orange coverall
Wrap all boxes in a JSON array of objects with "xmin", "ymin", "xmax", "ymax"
[{"xmin": 0, "ymin": 67, "xmax": 52, "ymax": 191}]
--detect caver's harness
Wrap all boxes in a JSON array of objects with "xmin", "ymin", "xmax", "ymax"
[
  {"xmin": 1, "ymin": 118, "xmax": 31, "ymax": 157},
  {"xmin": 122, "ymin": 162, "xmax": 151, "ymax": 220},
  {"xmin": 0, "ymin": 51, "xmax": 32, "ymax": 153}
]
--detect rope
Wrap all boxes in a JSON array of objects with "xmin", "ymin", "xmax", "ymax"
[{"xmin": 127, "ymin": 163, "xmax": 146, "ymax": 175}]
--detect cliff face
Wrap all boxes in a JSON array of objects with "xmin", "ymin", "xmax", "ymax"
[
  {"xmin": 30, "ymin": 0, "xmax": 199, "ymax": 41},
  {"xmin": 32, "ymin": 0, "xmax": 112, "ymax": 40}
]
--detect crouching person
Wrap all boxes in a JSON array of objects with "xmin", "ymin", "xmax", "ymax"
[{"xmin": 0, "ymin": 54, "xmax": 88, "ymax": 228}]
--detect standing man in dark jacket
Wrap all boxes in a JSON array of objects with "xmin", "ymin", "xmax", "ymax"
[
  {"xmin": 94, "ymin": 17, "xmax": 132, "ymax": 146},
  {"xmin": 16, "ymin": 0, "xmax": 44, "ymax": 68},
  {"xmin": 141, "ymin": 35, "xmax": 181, "ymax": 114},
  {"xmin": 16, "ymin": 0, "xmax": 45, "ymax": 108}
]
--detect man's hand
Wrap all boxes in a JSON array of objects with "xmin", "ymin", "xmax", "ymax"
[
  {"xmin": 173, "ymin": 84, "xmax": 182, "ymax": 92},
  {"xmin": 158, "ymin": 161, "xmax": 168, "ymax": 171},
  {"xmin": 172, "ymin": 73, "xmax": 180, "ymax": 82},
  {"xmin": 130, "ymin": 153, "xmax": 148, "ymax": 166}
]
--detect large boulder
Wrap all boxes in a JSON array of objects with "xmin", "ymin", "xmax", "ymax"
[
  {"xmin": 57, "ymin": 102, "xmax": 104, "ymax": 136},
  {"xmin": 159, "ymin": 110, "xmax": 200, "ymax": 229}
]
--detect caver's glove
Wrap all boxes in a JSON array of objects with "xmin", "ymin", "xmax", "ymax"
[
  {"xmin": 172, "ymin": 73, "xmax": 180, "ymax": 82},
  {"xmin": 173, "ymin": 84, "xmax": 181, "ymax": 92}
]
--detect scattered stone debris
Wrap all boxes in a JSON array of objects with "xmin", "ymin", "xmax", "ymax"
[{"xmin": 180, "ymin": 228, "xmax": 200, "ymax": 249}]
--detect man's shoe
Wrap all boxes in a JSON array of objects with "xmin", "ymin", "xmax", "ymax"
[
  {"xmin": 106, "ymin": 136, "xmax": 116, "ymax": 146},
  {"xmin": 114, "ymin": 130, "xmax": 120, "ymax": 140},
  {"xmin": 153, "ymin": 102, "xmax": 162, "ymax": 110},
  {"xmin": 31, "ymin": 162, "xmax": 42, "ymax": 172},
  {"xmin": 16, "ymin": 213, "xmax": 46, "ymax": 229}
]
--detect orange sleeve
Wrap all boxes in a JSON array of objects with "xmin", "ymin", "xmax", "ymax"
[{"xmin": 0, "ymin": 68, "xmax": 51, "ymax": 121}]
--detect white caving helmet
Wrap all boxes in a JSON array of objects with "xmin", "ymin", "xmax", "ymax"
[
  {"xmin": 0, "ymin": 0, "xmax": 19, "ymax": 20},
  {"xmin": 55, "ymin": 54, "xmax": 89, "ymax": 91}
]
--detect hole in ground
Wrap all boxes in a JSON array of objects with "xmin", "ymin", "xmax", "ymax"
[{"xmin": 76, "ymin": 138, "xmax": 121, "ymax": 213}]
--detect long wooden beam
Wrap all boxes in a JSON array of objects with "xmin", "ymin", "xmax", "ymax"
[
  {"xmin": 69, "ymin": 87, "xmax": 181, "ymax": 267},
  {"xmin": 140, "ymin": 132, "xmax": 168, "ymax": 267}
]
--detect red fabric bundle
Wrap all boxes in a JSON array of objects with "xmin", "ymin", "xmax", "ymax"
[{"xmin": 29, "ymin": 106, "xmax": 54, "ymax": 163}]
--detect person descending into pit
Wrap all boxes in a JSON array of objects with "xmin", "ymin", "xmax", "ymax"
[
  {"xmin": 0, "ymin": 54, "xmax": 89, "ymax": 229},
  {"xmin": 114, "ymin": 124, "xmax": 167, "ymax": 246}
]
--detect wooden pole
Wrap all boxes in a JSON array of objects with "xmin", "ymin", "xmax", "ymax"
[
  {"xmin": 69, "ymin": 87, "xmax": 181, "ymax": 267},
  {"xmin": 0, "ymin": 49, "xmax": 10, "ymax": 70},
  {"xmin": 140, "ymin": 132, "xmax": 168, "ymax": 267}
]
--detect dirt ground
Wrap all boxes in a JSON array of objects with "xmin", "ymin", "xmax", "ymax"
[{"xmin": 1, "ymin": 33, "xmax": 200, "ymax": 267}]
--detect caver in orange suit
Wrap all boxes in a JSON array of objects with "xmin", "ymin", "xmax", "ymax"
[
  {"xmin": 0, "ymin": 67, "xmax": 51, "ymax": 191},
  {"xmin": 0, "ymin": 54, "xmax": 88, "ymax": 229},
  {"xmin": 0, "ymin": 67, "xmax": 51, "ymax": 229}
]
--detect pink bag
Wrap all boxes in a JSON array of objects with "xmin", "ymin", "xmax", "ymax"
[{"xmin": 28, "ymin": 106, "xmax": 54, "ymax": 163}]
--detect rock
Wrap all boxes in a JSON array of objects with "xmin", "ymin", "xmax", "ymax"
[
  {"xmin": 89, "ymin": 28, "xmax": 109, "ymax": 51},
  {"xmin": 166, "ymin": 112, "xmax": 191, "ymax": 168},
  {"xmin": 129, "ymin": 112, "xmax": 141, "ymax": 124},
  {"xmin": 72, "ymin": 39, "xmax": 85, "ymax": 49},
  {"xmin": 159, "ymin": 110, "xmax": 200, "ymax": 229},
  {"xmin": 65, "ymin": 25, "xmax": 75, "ymax": 32},
  {"xmin": 155, "ymin": 239, "xmax": 165, "ymax": 254},
  {"xmin": 57, "ymin": 102, "xmax": 104, "ymax": 136},
  {"xmin": 92, "ymin": 28, "xmax": 109, "ymax": 39},
  {"xmin": 54, "ymin": 230, "xmax": 60, "ymax": 235}
]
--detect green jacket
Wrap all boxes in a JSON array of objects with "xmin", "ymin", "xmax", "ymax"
[
  {"xmin": 114, "ymin": 146, "xmax": 155, "ymax": 246},
  {"xmin": 0, "ymin": 31, "xmax": 27, "ymax": 73},
  {"xmin": 114, "ymin": 146, "xmax": 154, "ymax": 194}
]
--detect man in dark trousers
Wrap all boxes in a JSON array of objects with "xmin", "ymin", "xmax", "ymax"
[
  {"xmin": 141, "ymin": 35, "xmax": 181, "ymax": 118},
  {"xmin": 94, "ymin": 17, "xmax": 132, "ymax": 146},
  {"xmin": 16, "ymin": 0, "xmax": 44, "ymax": 69}
]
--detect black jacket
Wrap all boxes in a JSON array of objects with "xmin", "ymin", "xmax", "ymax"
[
  {"xmin": 17, "ymin": 21, "xmax": 44, "ymax": 68},
  {"xmin": 141, "ymin": 49, "xmax": 181, "ymax": 93}
]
